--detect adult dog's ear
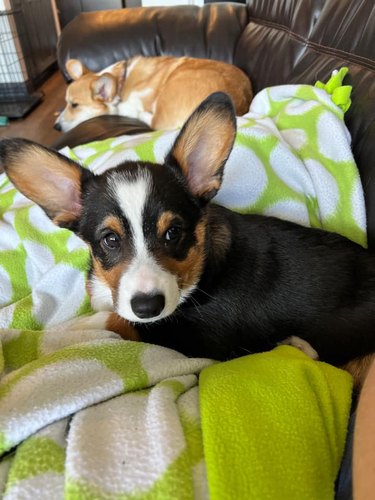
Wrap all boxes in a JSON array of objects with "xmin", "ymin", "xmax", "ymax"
[
  {"xmin": 167, "ymin": 92, "xmax": 236, "ymax": 203},
  {"xmin": 66, "ymin": 59, "xmax": 89, "ymax": 81},
  {"xmin": 91, "ymin": 61, "xmax": 127, "ymax": 102},
  {"xmin": 91, "ymin": 74, "xmax": 118, "ymax": 102},
  {"xmin": 0, "ymin": 139, "xmax": 90, "ymax": 228},
  {"xmin": 106, "ymin": 61, "xmax": 127, "ymax": 85}
]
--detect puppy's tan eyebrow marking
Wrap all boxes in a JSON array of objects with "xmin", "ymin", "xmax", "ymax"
[
  {"xmin": 157, "ymin": 211, "xmax": 181, "ymax": 238},
  {"xmin": 100, "ymin": 215, "xmax": 125, "ymax": 237},
  {"xmin": 157, "ymin": 218, "xmax": 207, "ymax": 290}
]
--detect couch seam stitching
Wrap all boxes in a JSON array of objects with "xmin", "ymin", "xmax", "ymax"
[{"xmin": 248, "ymin": 16, "xmax": 375, "ymax": 72}]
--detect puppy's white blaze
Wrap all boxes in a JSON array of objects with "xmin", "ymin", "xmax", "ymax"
[
  {"xmin": 109, "ymin": 171, "xmax": 181, "ymax": 323},
  {"xmin": 111, "ymin": 171, "xmax": 150, "ymax": 256}
]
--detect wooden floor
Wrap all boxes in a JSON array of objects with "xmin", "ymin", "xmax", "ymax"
[{"xmin": 0, "ymin": 72, "xmax": 67, "ymax": 146}]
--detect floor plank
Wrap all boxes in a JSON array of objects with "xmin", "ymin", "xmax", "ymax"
[{"xmin": 0, "ymin": 72, "xmax": 67, "ymax": 146}]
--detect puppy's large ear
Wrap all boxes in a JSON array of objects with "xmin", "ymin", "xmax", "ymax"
[
  {"xmin": 0, "ymin": 139, "xmax": 89, "ymax": 228},
  {"xmin": 166, "ymin": 92, "xmax": 236, "ymax": 203},
  {"xmin": 66, "ymin": 59, "xmax": 89, "ymax": 81}
]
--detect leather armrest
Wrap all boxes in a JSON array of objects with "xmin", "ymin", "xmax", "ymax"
[{"xmin": 50, "ymin": 115, "xmax": 152, "ymax": 150}]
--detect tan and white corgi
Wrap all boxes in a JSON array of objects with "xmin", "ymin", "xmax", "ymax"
[{"xmin": 54, "ymin": 56, "xmax": 253, "ymax": 132}]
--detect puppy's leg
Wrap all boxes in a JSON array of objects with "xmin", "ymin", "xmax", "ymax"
[
  {"xmin": 342, "ymin": 354, "xmax": 375, "ymax": 390},
  {"xmin": 279, "ymin": 336, "xmax": 319, "ymax": 360},
  {"xmin": 279, "ymin": 338, "xmax": 374, "ymax": 390},
  {"xmin": 65, "ymin": 311, "xmax": 140, "ymax": 341}
]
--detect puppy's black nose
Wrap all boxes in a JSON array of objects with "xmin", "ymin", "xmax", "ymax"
[
  {"xmin": 131, "ymin": 292, "xmax": 165, "ymax": 319},
  {"xmin": 54, "ymin": 122, "xmax": 62, "ymax": 131}
]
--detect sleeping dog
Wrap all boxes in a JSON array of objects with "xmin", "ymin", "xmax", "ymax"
[
  {"xmin": 54, "ymin": 56, "xmax": 253, "ymax": 132},
  {"xmin": 2, "ymin": 93, "xmax": 375, "ymax": 385}
]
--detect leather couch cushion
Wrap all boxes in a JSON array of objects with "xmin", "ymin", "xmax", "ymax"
[{"xmin": 57, "ymin": 4, "xmax": 249, "ymax": 78}]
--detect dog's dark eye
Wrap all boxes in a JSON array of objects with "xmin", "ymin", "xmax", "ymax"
[
  {"xmin": 71, "ymin": 102, "xmax": 79, "ymax": 109},
  {"xmin": 101, "ymin": 232, "xmax": 121, "ymax": 250},
  {"xmin": 165, "ymin": 226, "xmax": 182, "ymax": 243}
]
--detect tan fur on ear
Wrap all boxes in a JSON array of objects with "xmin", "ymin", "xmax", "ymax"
[
  {"xmin": 169, "ymin": 93, "xmax": 236, "ymax": 201},
  {"xmin": 106, "ymin": 61, "xmax": 127, "ymax": 84},
  {"xmin": 66, "ymin": 59, "xmax": 89, "ymax": 81},
  {"xmin": 91, "ymin": 74, "xmax": 118, "ymax": 102},
  {"xmin": 1, "ymin": 139, "xmax": 84, "ymax": 226}
]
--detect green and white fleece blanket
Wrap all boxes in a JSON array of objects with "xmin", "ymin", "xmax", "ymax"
[{"xmin": 0, "ymin": 70, "xmax": 363, "ymax": 498}]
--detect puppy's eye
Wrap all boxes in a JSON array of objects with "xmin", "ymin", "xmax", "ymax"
[
  {"xmin": 165, "ymin": 226, "xmax": 182, "ymax": 243},
  {"xmin": 71, "ymin": 102, "xmax": 79, "ymax": 109},
  {"xmin": 101, "ymin": 232, "xmax": 121, "ymax": 250}
]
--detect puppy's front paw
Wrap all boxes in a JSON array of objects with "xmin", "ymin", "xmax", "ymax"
[
  {"xmin": 62, "ymin": 311, "xmax": 113, "ymax": 331},
  {"xmin": 279, "ymin": 336, "xmax": 319, "ymax": 360}
]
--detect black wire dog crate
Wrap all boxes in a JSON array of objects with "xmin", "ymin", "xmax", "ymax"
[{"xmin": 0, "ymin": 8, "xmax": 42, "ymax": 118}]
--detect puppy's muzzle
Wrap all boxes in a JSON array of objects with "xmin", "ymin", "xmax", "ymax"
[{"xmin": 130, "ymin": 292, "xmax": 165, "ymax": 319}]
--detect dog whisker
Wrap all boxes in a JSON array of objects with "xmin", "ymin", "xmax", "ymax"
[
  {"xmin": 179, "ymin": 282, "xmax": 215, "ymax": 301},
  {"xmin": 194, "ymin": 287, "xmax": 216, "ymax": 301},
  {"xmin": 186, "ymin": 295, "xmax": 204, "ymax": 320}
]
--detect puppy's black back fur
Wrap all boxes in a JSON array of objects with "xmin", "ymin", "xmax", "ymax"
[{"xmin": 139, "ymin": 205, "xmax": 375, "ymax": 365}]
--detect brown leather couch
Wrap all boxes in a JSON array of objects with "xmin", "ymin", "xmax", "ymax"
[{"xmin": 54, "ymin": 0, "xmax": 375, "ymax": 249}]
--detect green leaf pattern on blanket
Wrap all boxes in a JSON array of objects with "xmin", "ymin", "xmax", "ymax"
[
  {"xmin": 5, "ymin": 437, "xmax": 65, "ymax": 491},
  {"xmin": 0, "ymin": 80, "xmax": 366, "ymax": 498},
  {"xmin": 2, "ymin": 329, "xmax": 42, "ymax": 370},
  {"xmin": 267, "ymin": 86, "xmax": 364, "ymax": 243},
  {"xmin": 0, "ymin": 185, "xmax": 92, "ymax": 330}
]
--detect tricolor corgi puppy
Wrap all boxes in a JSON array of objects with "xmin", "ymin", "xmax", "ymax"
[
  {"xmin": 2, "ymin": 93, "xmax": 375, "ymax": 386},
  {"xmin": 54, "ymin": 56, "xmax": 252, "ymax": 132}
]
